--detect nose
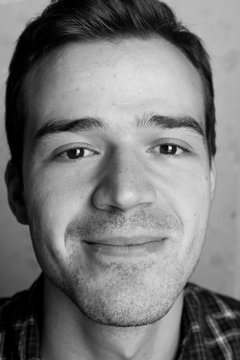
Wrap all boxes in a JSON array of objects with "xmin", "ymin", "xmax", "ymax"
[{"xmin": 92, "ymin": 149, "xmax": 156, "ymax": 212}]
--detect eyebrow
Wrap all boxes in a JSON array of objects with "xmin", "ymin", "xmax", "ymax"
[
  {"xmin": 137, "ymin": 114, "xmax": 205, "ymax": 137},
  {"xmin": 33, "ymin": 113, "xmax": 205, "ymax": 147},
  {"xmin": 34, "ymin": 117, "xmax": 104, "ymax": 142}
]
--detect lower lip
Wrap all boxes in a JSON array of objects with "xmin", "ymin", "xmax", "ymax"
[{"xmin": 84, "ymin": 240, "xmax": 165, "ymax": 258}]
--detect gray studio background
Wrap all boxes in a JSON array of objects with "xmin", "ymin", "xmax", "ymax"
[{"xmin": 0, "ymin": 0, "xmax": 240, "ymax": 298}]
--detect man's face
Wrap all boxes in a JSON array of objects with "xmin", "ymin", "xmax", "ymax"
[{"xmin": 21, "ymin": 38, "xmax": 215, "ymax": 326}]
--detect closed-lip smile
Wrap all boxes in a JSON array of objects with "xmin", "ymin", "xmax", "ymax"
[
  {"xmin": 84, "ymin": 236, "xmax": 167, "ymax": 256},
  {"xmin": 84, "ymin": 236, "xmax": 166, "ymax": 246}
]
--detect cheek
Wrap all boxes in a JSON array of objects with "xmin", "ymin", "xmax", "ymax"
[
  {"xmin": 153, "ymin": 161, "xmax": 211, "ymax": 221},
  {"xmin": 183, "ymin": 172, "xmax": 211, "ymax": 224},
  {"xmin": 24, "ymin": 172, "xmax": 92, "ymax": 279},
  {"xmin": 174, "ymin": 170, "xmax": 211, "ymax": 260},
  {"xmin": 24, "ymin": 170, "xmax": 91, "ymax": 252},
  {"xmin": 153, "ymin": 160, "xmax": 210, "ymax": 236}
]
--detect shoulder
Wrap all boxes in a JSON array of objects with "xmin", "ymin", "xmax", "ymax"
[
  {"xmin": 0, "ymin": 289, "xmax": 31, "ymax": 358},
  {"xmin": 0, "ymin": 278, "xmax": 42, "ymax": 358},
  {"xmin": 185, "ymin": 282, "xmax": 240, "ymax": 320},
  {"xmin": 0, "ymin": 288, "xmax": 31, "ymax": 328},
  {"xmin": 0, "ymin": 276, "xmax": 43, "ymax": 332},
  {"xmin": 184, "ymin": 283, "xmax": 240, "ymax": 352}
]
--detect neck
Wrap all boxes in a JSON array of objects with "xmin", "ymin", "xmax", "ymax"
[{"xmin": 41, "ymin": 277, "xmax": 183, "ymax": 360}]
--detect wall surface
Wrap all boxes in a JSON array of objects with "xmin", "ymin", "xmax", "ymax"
[{"xmin": 0, "ymin": 0, "xmax": 240, "ymax": 298}]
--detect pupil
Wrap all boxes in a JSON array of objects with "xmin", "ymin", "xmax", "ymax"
[
  {"xmin": 161, "ymin": 145, "xmax": 176, "ymax": 154},
  {"xmin": 67, "ymin": 148, "xmax": 83, "ymax": 159}
]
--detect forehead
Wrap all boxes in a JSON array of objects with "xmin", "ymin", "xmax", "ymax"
[{"xmin": 24, "ymin": 37, "xmax": 205, "ymax": 132}]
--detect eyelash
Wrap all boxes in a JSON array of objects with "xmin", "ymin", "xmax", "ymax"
[
  {"xmin": 149, "ymin": 142, "xmax": 190, "ymax": 156},
  {"xmin": 55, "ymin": 146, "xmax": 98, "ymax": 161},
  {"xmin": 54, "ymin": 140, "xmax": 190, "ymax": 162}
]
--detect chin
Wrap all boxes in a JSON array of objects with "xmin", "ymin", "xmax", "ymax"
[{"xmin": 58, "ymin": 265, "xmax": 186, "ymax": 327}]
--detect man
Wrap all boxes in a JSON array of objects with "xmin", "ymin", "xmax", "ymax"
[{"xmin": 1, "ymin": 0, "xmax": 240, "ymax": 359}]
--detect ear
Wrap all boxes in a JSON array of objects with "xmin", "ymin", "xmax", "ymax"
[
  {"xmin": 209, "ymin": 159, "xmax": 216, "ymax": 201},
  {"xmin": 5, "ymin": 160, "xmax": 29, "ymax": 225}
]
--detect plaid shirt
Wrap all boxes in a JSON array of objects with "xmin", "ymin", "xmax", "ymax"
[{"xmin": 1, "ymin": 276, "xmax": 240, "ymax": 359}]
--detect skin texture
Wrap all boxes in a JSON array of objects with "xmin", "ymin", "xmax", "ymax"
[{"xmin": 6, "ymin": 37, "xmax": 216, "ymax": 360}]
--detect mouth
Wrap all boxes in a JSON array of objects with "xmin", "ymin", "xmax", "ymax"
[{"xmin": 83, "ymin": 236, "xmax": 166, "ymax": 257}]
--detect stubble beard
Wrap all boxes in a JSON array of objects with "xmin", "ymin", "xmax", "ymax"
[
  {"xmin": 33, "ymin": 208, "xmax": 195, "ymax": 327},
  {"xmin": 57, "ymin": 247, "xmax": 186, "ymax": 327}
]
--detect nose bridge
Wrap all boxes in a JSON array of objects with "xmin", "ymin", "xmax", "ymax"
[
  {"xmin": 111, "ymin": 147, "xmax": 142, "ymax": 184},
  {"xmin": 92, "ymin": 147, "xmax": 156, "ymax": 211}
]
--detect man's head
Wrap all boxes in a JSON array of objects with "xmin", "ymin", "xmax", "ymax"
[{"xmin": 5, "ymin": 0, "xmax": 216, "ymax": 326}]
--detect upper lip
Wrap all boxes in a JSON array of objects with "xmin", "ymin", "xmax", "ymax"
[{"xmin": 84, "ymin": 236, "xmax": 165, "ymax": 247}]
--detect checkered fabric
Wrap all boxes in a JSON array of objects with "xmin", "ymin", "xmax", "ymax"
[
  {"xmin": 1, "ymin": 276, "xmax": 240, "ymax": 359},
  {"xmin": 178, "ymin": 284, "xmax": 240, "ymax": 359},
  {"xmin": 0, "ymin": 276, "xmax": 42, "ymax": 360}
]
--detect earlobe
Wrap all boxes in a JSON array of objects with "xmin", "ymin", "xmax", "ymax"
[
  {"xmin": 210, "ymin": 159, "xmax": 216, "ymax": 201},
  {"xmin": 5, "ymin": 160, "xmax": 29, "ymax": 225}
]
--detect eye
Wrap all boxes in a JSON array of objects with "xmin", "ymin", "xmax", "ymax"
[
  {"xmin": 66, "ymin": 147, "xmax": 93, "ymax": 159},
  {"xmin": 56, "ymin": 146, "xmax": 98, "ymax": 160},
  {"xmin": 158, "ymin": 144, "xmax": 184, "ymax": 155},
  {"xmin": 149, "ymin": 143, "xmax": 188, "ymax": 156}
]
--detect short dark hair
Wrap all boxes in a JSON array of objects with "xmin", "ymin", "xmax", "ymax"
[{"xmin": 5, "ymin": 0, "xmax": 216, "ymax": 170}]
